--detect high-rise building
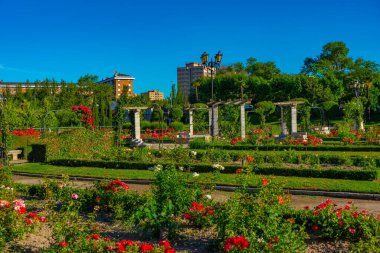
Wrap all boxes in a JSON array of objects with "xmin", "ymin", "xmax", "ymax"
[
  {"xmin": 177, "ymin": 63, "xmax": 213, "ymax": 99},
  {"xmin": 97, "ymin": 71, "xmax": 135, "ymax": 99},
  {"xmin": 142, "ymin": 90, "xmax": 164, "ymax": 101}
]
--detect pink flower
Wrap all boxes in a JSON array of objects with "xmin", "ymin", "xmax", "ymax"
[
  {"xmin": 71, "ymin": 193, "xmax": 79, "ymax": 199},
  {"xmin": 38, "ymin": 216, "xmax": 47, "ymax": 222},
  {"xmin": 26, "ymin": 219, "xmax": 34, "ymax": 224},
  {"xmin": 349, "ymin": 228, "xmax": 356, "ymax": 234}
]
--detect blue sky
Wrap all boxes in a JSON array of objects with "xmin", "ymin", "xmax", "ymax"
[{"xmin": 1, "ymin": 0, "xmax": 379, "ymax": 97}]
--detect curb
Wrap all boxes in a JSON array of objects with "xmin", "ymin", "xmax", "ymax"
[{"xmin": 12, "ymin": 172, "xmax": 380, "ymax": 201}]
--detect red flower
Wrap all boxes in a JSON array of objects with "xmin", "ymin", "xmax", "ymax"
[
  {"xmin": 16, "ymin": 206, "xmax": 27, "ymax": 215},
  {"xmin": 314, "ymin": 211, "xmax": 319, "ymax": 215},
  {"xmin": 235, "ymin": 168, "xmax": 242, "ymax": 174},
  {"xmin": 58, "ymin": 242, "xmax": 69, "ymax": 247},
  {"xmin": 261, "ymin": 178, "xmax": 268, "ymax": 186},
  {"xmin": 344, "ymin": 205, "xmax": 350, "ymax": 210},
  {"xmin": 224, "ymin": 235, "xmax": 249, "ymax": 251},
  {"xmin": 349, "ymin": 228, "xmax": 356, "ymax": 234},
  {"xmin": 96, "ymin": 197, "xmax": 101, "ymax": 202},
  {"xmin": 311, "ymin": 224, "xmax": 319, "ymax": 231},
  {"xmin": 304, "ymin": 205, "xmax": 310, "ymax": 210},
  {"xmin": 246, "ymin": 155, "xmax": 255, "ymax": 163},
  {"xmin": 26, "ymin": 219, "xmax": 34, "ymax": 225},
  {"xmin": 139, "ymin": 243, "xmax": 154, "ymax": 252},
  {"xmin": 159, "ymin": 240, "xmax": 171, "ymax": 249},
  {"xmin": 277, "ymin": 196, "xmax": 284, "ymax": 204},
  {"xmin": 38, "ymin": 216, "xmax": 47, "ymax": 222},
  {"xmin": 339, "ymin": 221, "xmax": 344, "ymax": 226},
  {"xmin": 119, "ymin": 239, "xmax": 133, "ymax": 246},
  {"xmin": 27, "ymin": 212, "xmax": 38, "ymax": 218},
  {"xmin": 348, "ymin": 200, "xmax": 353, "ymax": 204},
  {"xmin": 91, "ymin": 234, "xmax": 101, "ymax": 240},
  {"xmin": 165, "ymin": 249, "xmax": 176, "ymax": 253},
  {"xmin": 267, "ymin": 243, "xmax": 273, "ymax": 248}
]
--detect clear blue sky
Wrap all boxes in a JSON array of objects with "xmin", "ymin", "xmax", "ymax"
[{"xmin": 1, "ymin": 0, "xmax": 379, "ymax": 97}]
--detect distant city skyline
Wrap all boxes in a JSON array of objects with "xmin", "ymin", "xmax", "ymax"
[{"xmin": 1, "ymin": 0, "xmax": 379, "ymax": 98}]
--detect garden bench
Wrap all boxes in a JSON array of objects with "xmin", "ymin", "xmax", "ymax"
[{"xmin": 8, "ymin": 150, "xmax": 22, "ymax": 161}]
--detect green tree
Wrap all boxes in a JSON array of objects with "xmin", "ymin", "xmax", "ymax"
[
  {"xmin": 343, "ymin": 99, "xmax": 365, "ymax": 130},
  {"xmin": 254, "ymin": 101, "xmax": 275, "ymax": 127},
  {"xmin": 246, "ymin": 57, "xmax": 280, "ymax": 80}
]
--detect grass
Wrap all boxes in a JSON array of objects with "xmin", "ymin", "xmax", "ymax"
[{"xmin": 12, "ymin": 163, "xmax": 380, "ymax": 194}]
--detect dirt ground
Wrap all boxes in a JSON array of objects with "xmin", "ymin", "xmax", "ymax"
[{"xmin": 13, "ymin": 175, "xmax": 380, "ymax": 214}]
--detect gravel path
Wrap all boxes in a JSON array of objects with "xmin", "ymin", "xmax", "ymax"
[{"xmin": 13, "ymin": 175, "xmax": 380, "ymax": 214}]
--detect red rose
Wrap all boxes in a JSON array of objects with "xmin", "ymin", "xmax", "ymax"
[
  {"xmin": 58, "ymin": 242, "xmax": 69, "ymax": 247},
  {"xmin": 139, "ymin": 243, "xmax": 154, "ymax": 252},
  {"xmin": 38, "ymin": 216, "xmax": 47, "ymax": 222},
  {"xmin": 159, "ymin": 240, "xmax": 171, "ymax": 249},
  {"xmin": 261, "ymin": 178, "xmax": 268, "ymax": 186},
  {"xmin": 165, "ymin": 249, "xmax": 176, "ymax": 253},
  {"xmin": 91, "ymin": 234, "xmax": 101, "ymax": 240}
]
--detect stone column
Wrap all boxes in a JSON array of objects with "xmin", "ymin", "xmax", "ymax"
[
  {"xmin": 134, "ymin": 109, "xmax": 141, "ymax": 139},
  {"xmin": 291, "ymin": 105, "xmax": 297, "ymax": 135},
  {"xmin": 240, "ymin": 104, "xmax": 246, "ymax": 139},
  {"xmin": 189, "ymin": 109, "xmax": 194, "ymax": 136},
  {"xmin": 208, "ymin": 107, "xmax": 212, "ymax": 135},
  {"xmin": 212, "ymin": 106, "xmax": 219, "ymax": 137},
  {"xmin": 280, "ymin": 106, "xmax": 287, "ymax": 135}
]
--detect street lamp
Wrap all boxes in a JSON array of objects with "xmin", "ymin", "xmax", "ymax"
[{"xmin": 200, "ymin": 51, "xmax": 223, "ymax": 101}]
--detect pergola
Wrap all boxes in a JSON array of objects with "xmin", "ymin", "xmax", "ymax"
[
  {"xmin": 274, "ymin": 101, "xmax": 304, "ymax": 136},
  {"xmin": 188, "ymin": 99, "xmax": 251, "ymax": 139}
]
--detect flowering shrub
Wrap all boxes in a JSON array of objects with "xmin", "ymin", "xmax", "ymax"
[
  {"xmin": 10, "ymin": 128, "xmax": 40, "ymax": 138},
  {"xmin": 71, "ymin": 105, "xmax": 95, "ymax": 128},
  {"xmin": 181, "ymin": 201, "xmax": 215, "ymax": 228},
  {"xmin": 287, "ymin": 135, "xmax": 323, "ymax": 146},
  {"xmin": 338, "ymin": 130, "xmax": 357, "ymax": 145},
  {"xmin": 212, "ymin": 163, "xmax": 225, "ymax": 171},
  {"xmin": 230, "ymin": 137, "xmax": 243, "ymax": 145},
  {"xmin": 215, "ymin": 177, "xmax": 307, "ymax": 252},
  {"xmin": 48, "ymin": 234, "xmax": 176, "ymax": 252},
  {"xmin": 247, "ymin": 128, "xmax": 273, "ymax": 145},
  {"xmin": 300, "ymin": 199, "xmax": 380, "ymax": 242},
  {"xmin": 224, "ymin": 235, "xmax": 249, "ymax": 252},
  {"xmin": 0, "ymin": 195, "xmax": 45, "ymax": 250}
]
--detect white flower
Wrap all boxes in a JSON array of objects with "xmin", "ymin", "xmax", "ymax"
[
  {"xmin": 190, "ymin": 151, "xmax": 197, "ymax": 157},
  {"xmin": 205, "ymin": 194, "xmax": 212, "ymax": 200},
  {"xmin": 257, "ymin": 238, "xmax": 264, "ymax": 243},
  {"xmin": 212, "ymin": 163, "xmax": 225, "ymax": 171},
  {"xmin": 178, "ymin": 166, "xmax": 184, "ymax": 171},
  {"xmin": 192, "ymin": 172, "xmax": 199, "ymax": 177},
  {"xmin": 153, "ymin": 164, "xmax": 163, "ymax": 171},
  {"xmin": 0, "ymin": 185, "xmax": 5, "ymax": 188}
]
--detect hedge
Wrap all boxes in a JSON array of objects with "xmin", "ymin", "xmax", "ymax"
[
  {"xmin": 48, "ymin": 159, "xmax": 377, "ymax": 181},
  {"xmin": 189, "ymin": 141, "xmax": 380, "ymax": 152}
]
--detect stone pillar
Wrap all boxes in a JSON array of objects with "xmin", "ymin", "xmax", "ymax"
[
  {"xmin": 189, "ymin": 109, "xmax": 194, "ymax": 136},
  {"xmin": 240, "ymin": 104, "xmax": 246, "ymax": 139},
  {"xmin": 208, "ymin": 107, "xmax": 212, "ymax": 135},
  {"xmin": 212, "ymin": 106, "xmax": 219, "ymax": 137},
  {"xmin": 291, "ymin": 105, "xmax": 297, "ymax": 135},
  {"xmin": 134, "ymin": 109, "xmax": 141, "ymax": 139},
  {"xmin": 280, "ymin": 106, "xmax": 287, "ymax": 136}
]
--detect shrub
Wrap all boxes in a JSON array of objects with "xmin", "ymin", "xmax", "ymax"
[
  {"xmin": 169, "ymin": 121, "xmax": 185, "ymax": 131},
  {"xmin": 215, "ymin": 178, "xmax": 307, "ymax": 252}
]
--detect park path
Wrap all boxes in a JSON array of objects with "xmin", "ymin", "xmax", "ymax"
[{"xmin": 13, "ymin": 175, "xmax": 380, "ymax": 214}]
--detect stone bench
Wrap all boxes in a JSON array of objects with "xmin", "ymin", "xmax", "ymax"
[{"xmin": 8, "ymin": 150, "xmax": 22, "ymax": 161}]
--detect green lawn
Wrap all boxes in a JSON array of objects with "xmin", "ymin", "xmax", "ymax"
[{"xmin": 12, "ymin": 163, "xmax": 380, "ymax": 194}]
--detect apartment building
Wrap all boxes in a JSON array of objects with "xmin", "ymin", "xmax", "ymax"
[
  {"xmin": 97, "ymin": 71, "xmax": 135, "ymax": 99},
  {"xmin": 142, "ymin": 90, "xmax": 164, "ymax": 101},
  {"xmin": 177, "ymin": 62, "xmax": 213, "ymax": 99}
]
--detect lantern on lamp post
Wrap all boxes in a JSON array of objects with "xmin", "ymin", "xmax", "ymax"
[{"xmin": 200, "ymin": 51, "xmax": 223, "ymax": 101}]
